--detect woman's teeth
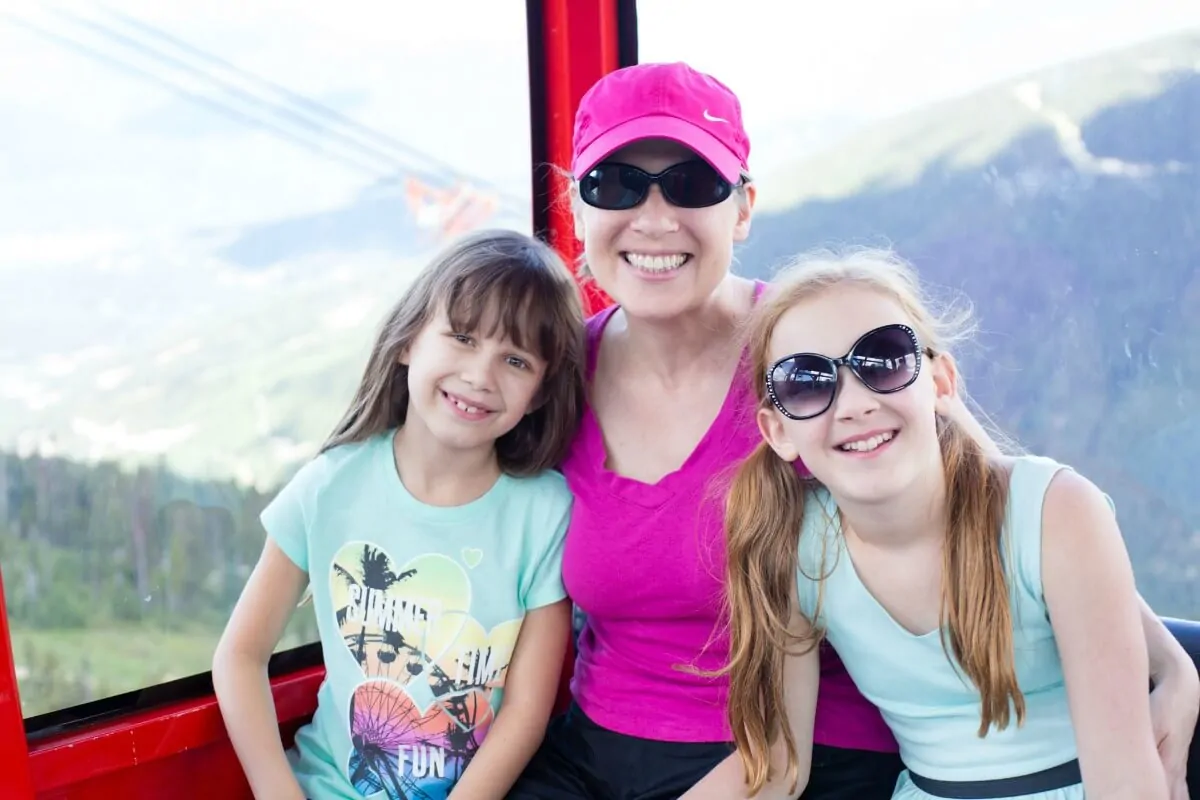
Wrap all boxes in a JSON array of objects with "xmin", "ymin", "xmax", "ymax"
[
  {"xmin": 624, "ymin": 253, "xmax": 688, "ymax": 273},
  {"xmin": 839, "ymin": 431, "xmax": 895, "ymax": 452}
]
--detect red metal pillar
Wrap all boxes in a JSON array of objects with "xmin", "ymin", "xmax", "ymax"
[
  {"xmin": 0, "ymin": 568, "xmax": 35, "ymax": 799},
  {"xmin": 541, "ymin": 0, "xmax": 619, "ymax": 316}
]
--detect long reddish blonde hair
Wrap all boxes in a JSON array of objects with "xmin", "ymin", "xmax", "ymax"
[{"xmin": 723, "ymin": 248, "xmax": 1020, "ymax": 794}]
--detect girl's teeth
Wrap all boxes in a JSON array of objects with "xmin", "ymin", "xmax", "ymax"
[
  {"xmin": 455, "ymin": 399, "xmax": 482, "ymax": 414},
  {"xmin": 839, "ymin": 431, "xmax": 895, "ymax": 452},
  {"xmin": 625, "ymin": 253, "xmax": 687, "ymax": 272}
]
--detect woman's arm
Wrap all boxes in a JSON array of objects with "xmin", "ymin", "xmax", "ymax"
[
  {"xmin": 1139, "ymin": 596, "xmax": 1193, "ymax": 688},
  {"xmin": 449, "ymin": 598, "xmax": 572, "ymax": 800},
  {"xmin": 1140, "ymin": 595, "xmax": 1200, "ymax": 800},
  {"xmin": 212, "ymin": 539, "xmax": 310, "ymax": 800},
  {"xmin": 1041, "ymin": 469, "xmax": 1169, "ymax": 799},
  {"xmin": 679, "ymin": 603, "xmax": 820, "ymax": 800}
]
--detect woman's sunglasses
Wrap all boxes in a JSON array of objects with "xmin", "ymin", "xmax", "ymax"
[
  {"xmin": 765, "ymin": 324, "xmax": 932, "ymax": 421},
  {"xmin": 578, "ymin": 160, "xmax": 736, "ymax": 210}
]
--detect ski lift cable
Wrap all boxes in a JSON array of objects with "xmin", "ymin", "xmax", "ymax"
[
  {"xmin": 2, "ymin": 13, "xmax": 393, "ymax": 179},
  {"xmin": 90, "ymin": 6, "xmax": 528, "ymax": 210}
]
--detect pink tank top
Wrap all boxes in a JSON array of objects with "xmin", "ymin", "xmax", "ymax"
[{"xmin": 560, "ymin": 285, "xmax": 898, "ymax": 750}]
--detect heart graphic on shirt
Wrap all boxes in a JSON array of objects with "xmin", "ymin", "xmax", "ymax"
[
  {"xmin": 346, "ymin": 676, "xmax": 502, "ymax": 794},
  {"xmin": 330, "ymin": 543, "xmax": 471, "ymax": 682},
  {"xmin": 347, "ymin": 678, "xmax": 466, "ymax": 796},
  {"xmin": 407, "ymin": 614, "xmax": 522, "ymax": 735},
  {"xmin": 433, "ymin": 616, "xmax": 521, "ymax": 691},
  {"xmin": 461, "ymin": 547, "xmax": 483, "ymax": 569}
]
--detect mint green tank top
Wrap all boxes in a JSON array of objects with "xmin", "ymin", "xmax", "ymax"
[{"xmin": 796, "ymin": 455, "xmax": 1083, "ymax": 787}]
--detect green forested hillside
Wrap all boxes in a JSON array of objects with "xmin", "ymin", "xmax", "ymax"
[{"xmin": 1, "ymin": 452, "xmax": 317, "ymax": 718}]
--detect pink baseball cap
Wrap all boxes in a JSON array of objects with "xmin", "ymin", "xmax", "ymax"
[{"xmin": 571, "ymin": 62, "xmax": 751, "ymax": 183}]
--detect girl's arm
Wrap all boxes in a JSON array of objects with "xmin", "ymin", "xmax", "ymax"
[
  {"xmin": 448, "ymin": 598, "xmax": 573, "ymax": 800},
  {"xmin": 212, "ymin": 539, "xmax": 309, "ymax": 800},
  {"xmin": 1041, "ymin": 469, "xmax": 1169, "ymax": 799},
  {"xmin": 679, "ymin": 602, "xmax": 820, "ymax": 800}
]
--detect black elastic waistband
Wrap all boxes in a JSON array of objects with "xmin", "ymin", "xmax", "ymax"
[{"xmin": 907, "ymin": 758, "xmax": 1081, "ymax": 798}]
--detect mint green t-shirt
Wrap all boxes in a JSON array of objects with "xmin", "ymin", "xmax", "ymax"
[{"xmin": 262, "ymin": 430, "xmax": 572, "ymax": 800}]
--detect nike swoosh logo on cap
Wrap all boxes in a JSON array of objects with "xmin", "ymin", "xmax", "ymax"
[{"xmin": 703, "ymin": 109, "xmax": 728, "ymax": 123}]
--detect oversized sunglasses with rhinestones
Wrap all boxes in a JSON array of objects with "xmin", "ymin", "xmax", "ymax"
[
  {"xmin": 765, "ymin": 324, "xmax": 933, "ymax": 421},
  {"xmin": 578, "ymin": 160, "xmax": 737, "ymax": 210}
]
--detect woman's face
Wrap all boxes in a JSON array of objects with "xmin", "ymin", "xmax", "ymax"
[{"xmin": 573, "ymin": 138, "xmax": 754, "ymax": 322}]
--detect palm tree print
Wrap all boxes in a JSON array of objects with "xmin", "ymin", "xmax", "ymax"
[
  {"xmin": 333, "ymin": 544, "xmax": 417, "ymax": 672},
  {"xmin": 328, "ymin": 545, "xmax": 518, "ymax": 796}
]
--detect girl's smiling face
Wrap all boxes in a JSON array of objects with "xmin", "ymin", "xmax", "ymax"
[{"xmin": 757, "ymin": 282, "xmax": 957, "ymax": 507}]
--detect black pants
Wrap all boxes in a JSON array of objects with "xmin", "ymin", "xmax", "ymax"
[{"xmin": 506, "ymin": 703, "xmax": 903, "ymax": 800}]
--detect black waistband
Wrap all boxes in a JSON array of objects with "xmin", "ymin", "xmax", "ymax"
[{"xmin": 907, "ymin": 759, "xmax": 1081, "ymax": 798}]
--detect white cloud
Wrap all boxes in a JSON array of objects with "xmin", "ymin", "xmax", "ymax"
[{"xmin": 0, "ymin": 230, "xmax": 129, "ymax": 266}]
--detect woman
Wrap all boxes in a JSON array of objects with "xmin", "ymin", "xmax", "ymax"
[{"xmin": 507, "ymin": 61, "xmax": 1199, "ymax": 799}]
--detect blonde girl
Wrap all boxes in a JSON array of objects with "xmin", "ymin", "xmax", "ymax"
[{"xmin": 716, "ymin": 249, "xmax": 1193, "ymax": 799}]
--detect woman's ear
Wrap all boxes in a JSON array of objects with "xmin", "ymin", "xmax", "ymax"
[
  {"xmin": 733, "ymin": 183, "xmax": 756, "ymax": 243},
  {"xmin": 931, "ymin": 351, "xmax": 960, "ymax": 417},
  {"xmin": 570, "ymin": 182, "xmax": 586, "ymax": 242}
]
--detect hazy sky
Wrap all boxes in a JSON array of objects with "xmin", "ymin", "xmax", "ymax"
[
  {"xmin": 0, "ymin": 0, "xmax": 1196, "ymax": 251},
  {"xmin": 640, "ymin": 0, "xmax": 1200, "ymax": 125}
]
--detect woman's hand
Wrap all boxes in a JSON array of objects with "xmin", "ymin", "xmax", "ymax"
[{"xmin": 1149, "ymin": 655, "xmax": 1199, "ymax": 800}]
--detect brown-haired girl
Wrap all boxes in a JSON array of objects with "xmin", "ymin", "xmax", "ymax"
[
  {"xmin": 213, "ymin": 228, "xmax": 587, "ymax": 800},
  {"xmin": 718, "ymin": 248, "xmax": 1193, "ymax": 799}
]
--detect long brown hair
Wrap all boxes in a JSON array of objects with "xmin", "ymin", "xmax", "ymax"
[
  {"xmin": 321, "ymin": 229, "xmax": 586, "ymax": 476},
  {"xmin": 723, "ymin": 248, "xmax": 1020, "ymax": 794}
]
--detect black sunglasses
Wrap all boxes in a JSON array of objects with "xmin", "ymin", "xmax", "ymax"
[
  {"xmin": 578, "ymin": 160, "xmax": 736, "ymax": 210},
  {"xmin": 765, "ymin": 324, "xmax": 933, "ymax": 421}
]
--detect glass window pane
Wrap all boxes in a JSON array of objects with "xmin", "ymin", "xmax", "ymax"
[
  {"xmin": 0, "ymin": 0, "xmax": 532, "ymax": 719},
  {"xmin": 639, "ymin": 2, "xmax": 1200, "ymax": 619}
]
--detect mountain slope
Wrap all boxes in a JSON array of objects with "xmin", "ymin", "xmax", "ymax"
[
  {"xmin": 0, "ymin": 174, "xmax": 528, "ymax": 489},
  {"xmin": 754, "ymin": 30, "xmax": 1200, "ymax": 212},
  {"xmin": 738, "ymin": 30, "xmax": 1200, "ymax": 616}
]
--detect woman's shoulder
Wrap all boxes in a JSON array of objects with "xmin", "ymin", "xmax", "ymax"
[
  {"xmin": 585, "ymin": 303, "xmax": 620, "ymax": 341},
  {"xmin": 729, "ymin": 274, "xmax": 763, "ymax": 315}
]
